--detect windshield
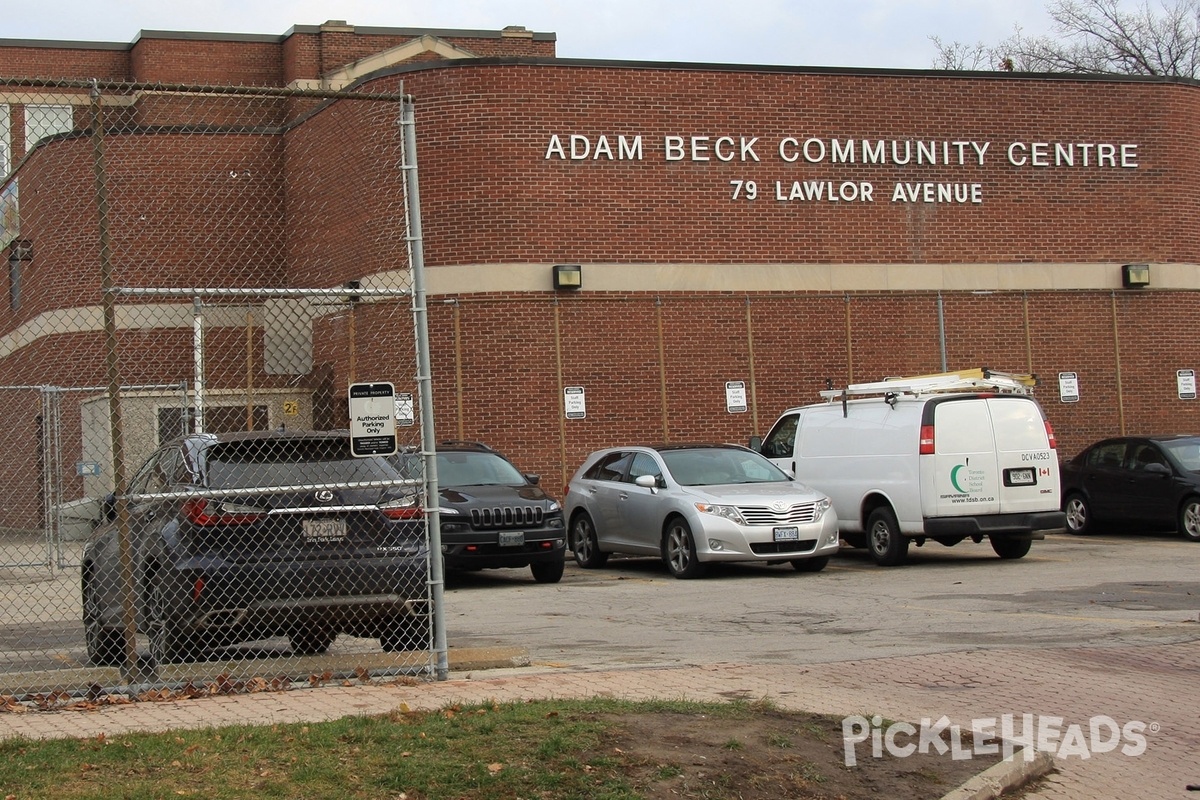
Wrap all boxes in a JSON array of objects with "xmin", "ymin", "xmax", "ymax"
[
  {"xmin": 660, "ymin": 447, "xmax": 791, "ymax": 487},
  {"xmin": 435, "ymin": 451, "xmax": 527, "ymax": 486},
  {"xmin": 205, "ymin": 439, "xmax": 400, "ymax": 489},
  {"xmin": 1159, "ymin": 437, "xmax": 1200, "ymax": 472}
]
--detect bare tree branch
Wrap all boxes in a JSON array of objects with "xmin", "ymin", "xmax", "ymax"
[{"xmin": 932, "ymin": 0, "xmax": 1200, "ymax": 77}]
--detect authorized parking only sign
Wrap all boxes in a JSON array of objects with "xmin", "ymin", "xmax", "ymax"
[{"xmin": 348, "ymin": 382, "xmax": 398, "ymax": 456}]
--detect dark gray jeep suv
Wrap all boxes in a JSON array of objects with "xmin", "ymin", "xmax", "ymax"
[{"xmin": 393, "ymin": 441, "xmax": 567, "ymax": 583}]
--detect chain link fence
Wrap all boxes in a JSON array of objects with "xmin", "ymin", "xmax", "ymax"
[{"xmin": 0, "ymin": 79, "xmax": 436, "ymax": 703}]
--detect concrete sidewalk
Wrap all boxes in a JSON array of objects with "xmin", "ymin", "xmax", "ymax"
[{"xmin": 1, "ymin": 640, "xmax": 1196, "ymax": 799}]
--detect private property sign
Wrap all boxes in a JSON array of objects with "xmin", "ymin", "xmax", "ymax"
[{"xmin": 348, "ymin": 381, "xmax": 398, "ymax": 456}]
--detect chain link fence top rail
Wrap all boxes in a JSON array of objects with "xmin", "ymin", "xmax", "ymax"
[{"xmin": 0, "ymin": 79, "xmax": 435, "ymax": 703}]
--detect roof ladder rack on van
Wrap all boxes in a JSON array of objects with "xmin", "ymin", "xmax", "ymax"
[{"xmin": 819, "ymin": 368, "xmax": 1037, "ymax": 415}]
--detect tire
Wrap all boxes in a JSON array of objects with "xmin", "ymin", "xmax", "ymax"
[
  {"xmin": 145, "ymin": 569, "xmax": 198, "ymax": 665},
  {"xmin": 570, "ymin": 513, "xmax": 609, "ymax": 568},
  {"xmin": 866, "ymin": 507, "xmax": 908, "ymax": 567},
  {"xmin": 1179, "ymin": 496, "xmax": 1200, "ymax": 542},
  {"xmin": 990, "ymin": 536, "xmax": 1033, "ymax": 559},
  {"xmin": 791, "ymin": 556, "xmax": 829, "ymax": 573},
  {"xmin": 83, "ymin": 572, "xmax": 123, "ymax": 667},
  {"xmin": 662, "ymin": 518, "xmax": 707, "ymax": 579},
  {"xmin": 1064, "ymin": 493, "xmax": 1093, "ymax": 535},
  {"xmin": 530, "ymin": 556, "xmax": 565, "ymax": 584},
  {"xmin": 380, "ymin": 615, "xmax": 432, "ymax": 652},
  {"xmin": 289, "ymin": 626, "xmax": 337, "ymax": 656}
]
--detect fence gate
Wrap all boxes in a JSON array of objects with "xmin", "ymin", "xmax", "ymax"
[{"xmin": 0, "ymin": 80, "xmax": 437, "ymax": 705}]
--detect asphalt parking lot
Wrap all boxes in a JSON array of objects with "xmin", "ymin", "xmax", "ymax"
[{"xmin": 442, "ymin": 530, "xmax": 1200, "ymax": 669}]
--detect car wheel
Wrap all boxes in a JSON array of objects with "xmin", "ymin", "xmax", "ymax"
[
  {"xmin": 1064, "ymin": 493, "xmax": 1093, "ymax": 535},
  {"xmin": 990, "ymin": 536, "xmax": 1032, "ymax": 559},
  {"xmin": 380, "ymin": 615, "xmax": 432, "ymax": 652},
  {"xmin": 570, "ymin": 513, "xmax": 609, "ymax": 569},
  {"xmin": 866, "ymin": 507, "xmax": 908, "ymax": 567},
  {"xmin": 662, "ymin": 518, "xmax": 707, "ymax": 579},
  {"xmin": 791, "ymin": 556, "xmax": 829, "ymax": 573},
  {"xmin": 289, "ymin": 627, "xmax": 337, "ymax": 656},
  {"xmin": 530, "ymin": 556, "xmax": 565, "ymax": 584},
  {"xmin": 83, "ymin": 571, "xmax": 123, "ymax": 667},
  {"xmin": 1179, "ymin": 497, "xmax": 1200, "ymax": 542},
  {"xmin": 145, "ymin": 569, "xmax": 198, "ymax": 665}
]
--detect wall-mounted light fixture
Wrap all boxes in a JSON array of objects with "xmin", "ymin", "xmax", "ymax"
[
  {"xmin": 553, "ymin": 264, "xmax": 582, "ymax": 291},
  {"xmin": 1121, "ymin": 263, "xmax": 1150, "ymax": 289}
]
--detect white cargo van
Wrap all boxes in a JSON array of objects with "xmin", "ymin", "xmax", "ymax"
[{"xmin": 754, "ymin": 370, "xmax": 1065, "ymax": 566}]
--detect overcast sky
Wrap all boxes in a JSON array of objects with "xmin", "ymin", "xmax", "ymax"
[{"xmin": 2, "ymin": 0, "xmax": 1063, "ymax": 70}]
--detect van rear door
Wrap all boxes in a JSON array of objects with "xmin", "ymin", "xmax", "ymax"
[
  {"xmin": 923, "ymin": 397, "xmax": 1002, "ymax": 517},
  {"xmin": 986, "ymin": 396, "xmax": 1060, "ymax": 515}
]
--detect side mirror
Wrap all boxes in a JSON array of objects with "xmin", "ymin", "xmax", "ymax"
[
  {"xmin": 1144, "ymin": 463, "xmax": 1171, "ymax": 476},
  {"xmin": 524, "ymin": 473, "xmax": 541, "ymax": 485},
  {"xmin": 101, "ymin": 492, "xmax": 117, "ymax": 522},
  {"xmin": 748, "ymin": 436, "xmax": 763, "ymax": 453},
  {"xmin": 634, "ymin": 474, "xmax": 659, "ymax": 492}
]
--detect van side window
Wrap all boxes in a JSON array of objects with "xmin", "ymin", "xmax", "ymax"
[{"xmin": 761, "ymin": 414, "xmax": 799, "ymax": 458}]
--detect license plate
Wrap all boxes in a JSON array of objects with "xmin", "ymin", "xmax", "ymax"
[
  {"xmin": 498, "ymin": 531, "xmax": 525, "ymax": 547},
  {"xmin": 773, "ymin": 526, "xmax": 800, "ymax": 542},
  {"xmin": 1008, "ymin": 468, "xmax": 1035, "ymax": 485},
  {"xmin": 303, "ymin": 518, "xmax": 347, "ymax": 543}
]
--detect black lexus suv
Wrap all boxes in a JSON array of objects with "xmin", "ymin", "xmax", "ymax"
[{"xmin": 392, "ymin": 441, "xmax": 567, "ymax": 583}]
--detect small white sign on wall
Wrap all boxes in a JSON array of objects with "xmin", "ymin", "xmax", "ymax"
[
  {"xmin": 1058, "ymin": 372, "xmax": 1080, "ymax": 403},
  {"xmin": 1178, "ymin": 369, "xmax": 1196, "ymax": 400},
  {"xmin": 395, "ymin": 392, "xmax": 415, "ymax": 426},
  {"xmin": 564, "ymin": 386, "xmax": 586, "ymax": 419},
  {"xmin": 726, "ymin": 381, "xmax": 747, "ymax": 413}
]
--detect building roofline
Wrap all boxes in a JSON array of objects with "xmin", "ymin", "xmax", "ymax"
[
  {"xmin": 0, "ymin": 23, "xmax": 555, "ymax": 53},
  {"xmin": 362, "ymin": 54, "xmax": 1200, "ymax": 87}
]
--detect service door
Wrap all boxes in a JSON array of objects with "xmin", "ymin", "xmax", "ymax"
[
  {"xmin": 928, "ymin": 398, "xmax": 1002, "ymax": 517},
  {"xmin": 988, "ymin": 396, "xmax": 1061, "ymax": 515}
]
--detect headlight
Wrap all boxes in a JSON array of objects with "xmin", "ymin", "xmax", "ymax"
[
  {"xmin": 816, "ymin": 497, "xmax": 832, "ymax": 514},
  {"xmin": 548, "ymin": 500, "xmax": 561, "ymax": 512},
  {"xmin": 438, "ymin": 506, "xmax": 464, "ymax": 516},
  {"xmin": 694, "ymin": 503, "xmax": 746, "ymax": 525}
]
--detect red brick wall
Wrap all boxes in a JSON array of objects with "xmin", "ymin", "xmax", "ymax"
[
  {"xmin": 0, "ymin": 45, "xmax": 129, "ymax": 80},
  {"xmin": 394, "ymin": 64, "xmax": 1200, "ymax": 266},
  {"xmin": 7, "ymin": 131, "xmax": 286, "ymax": 329},
  {"xmin": 130, "ymin": 39, "xmax": 283, "ymax": 86}
]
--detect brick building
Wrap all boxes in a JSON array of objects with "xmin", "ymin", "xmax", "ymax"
[{"xmin": 0, "ymin": 20, "xmax": 1197, "ymax": 521}]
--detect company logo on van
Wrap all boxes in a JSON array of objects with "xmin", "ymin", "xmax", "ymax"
[{"xmin": 948, "ymin": 460, "xmax": 988, "ymax": 495}]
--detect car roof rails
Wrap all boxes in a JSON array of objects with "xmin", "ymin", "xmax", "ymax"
[{"xmin": 818, "ymin": 368, "xmax": 1037, "ymax": 411}]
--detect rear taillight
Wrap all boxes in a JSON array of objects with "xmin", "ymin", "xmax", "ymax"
[
  {"xmin": 192, "ymin": 576, "xmax": 205, "ymax": 602},
  {"xmin": 562, "ymin": 484, "xmax": 570, "ymax": 497},
  {"xmin": 379, "ymin": 497, "xmax": 425, "ymax": 520},
  {"xmin": 182, "ymin": 498, "xmax": 266, "ymax": 526},
  {"xmin": 1045, "ymin": 420, "xmax": 1058, "ymax": 449},
  {"xmin": 919, "ymin": 424, "xmax": 935, "ymax": 455}
]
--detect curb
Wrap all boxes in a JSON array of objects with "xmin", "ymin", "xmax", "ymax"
[{"xmin": 939, "ymin": 748, "xmax": 1056, "ymax": 800}]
